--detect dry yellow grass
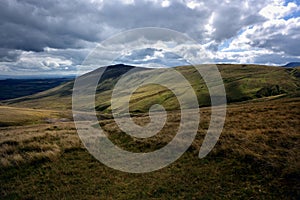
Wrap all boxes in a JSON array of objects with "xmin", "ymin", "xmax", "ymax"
[
  {"xmin": 0, "ymin": 122, "xmax": 81, "ymax": 167},
  {"xmin": 0, "ymin": 97, "xmax": 299, "ymax": 199},
  {"xmin": 0, "ymin": 106, "xmax": 72, "ymax": 127},
  {"xmin": 1, "ymin": 98, "xmax": 299, "ymax": 170}
]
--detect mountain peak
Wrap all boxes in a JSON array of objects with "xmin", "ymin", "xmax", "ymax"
[
  {"xmin": 283, "ymin": 62, "xmax": 300, "ymax": 68},
  {"xmin": 106, "ymin": 64, "xmax": 136, "ymax": 68}
]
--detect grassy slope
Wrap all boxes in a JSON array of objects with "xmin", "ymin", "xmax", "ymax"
[
  {"xmin": 0, "ymin": 65, "xmax": 299, "ymax": 199},
  {"xmin": 2, "ymin": 65, "xmax": 299, "ymax": 113},
  {"xmin": 124, "ymin": 64, "xmax": 300, "ymax": 112},
  {"xmin": 0, "ymin": 97, "xmax": 299, "ymax": 199},
  {"xmin": 0, "ymin": 106, "xmax": 72, "ymax": 127},
  {"xmin": 1, "ymin": 65, "xmax": 136, "ymax": 110}
]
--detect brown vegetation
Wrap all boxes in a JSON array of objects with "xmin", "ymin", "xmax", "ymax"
[{"xmin": 0, "ymin": 97, "xmax": 299, "ymax": 199}]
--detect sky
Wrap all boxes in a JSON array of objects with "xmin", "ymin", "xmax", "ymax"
[{"xmin": 0, "ymin": 0, "xmax": 299, "ymax": 76}]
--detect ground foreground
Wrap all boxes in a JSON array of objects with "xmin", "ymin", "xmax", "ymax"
[{"xmin": 0, "ymin": 97, "xmax": 299, "ymax": 199}]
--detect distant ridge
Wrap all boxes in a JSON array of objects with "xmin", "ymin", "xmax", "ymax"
[
  {"xmin": 0, "ymin": 75, "xmax": 75, "ymax": 80},
  {"xmin": 0, "ymin": 78, "xmax": 73, "ymax": 100},
  {"xmin": 283, "ymin": 62, "xmax": 300, "ymax": 68}
]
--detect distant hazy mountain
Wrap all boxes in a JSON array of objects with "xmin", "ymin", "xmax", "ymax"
[
  {"xmin": 283, "ymin": 62, "xmax": 300, "ymax": 68},
  {"xmin": 0, "ymin": 78, "xmax": 73, "ymax": 100},
  {"xmin": 0, "ymin": 74, "xmax": 76, "ymax": 80}
]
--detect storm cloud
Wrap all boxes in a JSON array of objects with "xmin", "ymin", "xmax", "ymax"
[{"xmin": 0, "ymin": 0, "xmax": 299, "ymax": 75}]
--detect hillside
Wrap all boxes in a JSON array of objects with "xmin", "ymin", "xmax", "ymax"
[
  {"xmin": 0, "ymin": 97, "xmax": 299, "ymax": 199},
  {"xmin": 0, "ymin": 106, "xmax": 71, "ymax": 127},
  {"xmin": 2, "ymin": 64, "xmax": 299, "ymax": 112},
  {"xmin": 0, "ymin": 64, "xmax": 299, "ymax": 199}
]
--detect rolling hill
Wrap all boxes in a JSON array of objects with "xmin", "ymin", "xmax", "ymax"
[
  {"xmin": 0, "ymin": 64, "xmax": 299, "ymax": 199},
  {"xmin": 1, "ymin": 64, "xmax": 300, "ymax": 112}
]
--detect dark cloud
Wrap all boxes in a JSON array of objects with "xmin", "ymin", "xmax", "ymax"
[
  {"xmin": 0, "ymin": 0, "xmax": 299, "ymax": 75},
  {"xmin": 0, "ymin": 0, "xmax": 267, "ymax": 53},
  {"xmin": 0, "ymin": 0, "xmax": 100, "ymax": 51},
  {"xmin": 248, "ymin": 20, "xmax": 300, "ymax": 56},
  {"xmin": 0, "ymin": 48, "xmax": 21, "ymax": 62},
  {"xmin": 212, "ymin": 6, "xmax": 266, "ymax": 41}
]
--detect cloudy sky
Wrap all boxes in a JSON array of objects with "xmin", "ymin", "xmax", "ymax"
[{"xmin": 0, "ymin": 0, "xmax": 299, "ymax": 76}]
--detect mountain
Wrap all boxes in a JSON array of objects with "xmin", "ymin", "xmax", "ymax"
[
  {"xmin": 1, "ymin": 64, "xmax": 300, "ymax": 112},
  {"xmin": 0, "ymin": 64, "xmax": 139, "ymax": 110},
  {"xmin": 283, "ymin": 62, "xmax": 300, "ymax": 68}
]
